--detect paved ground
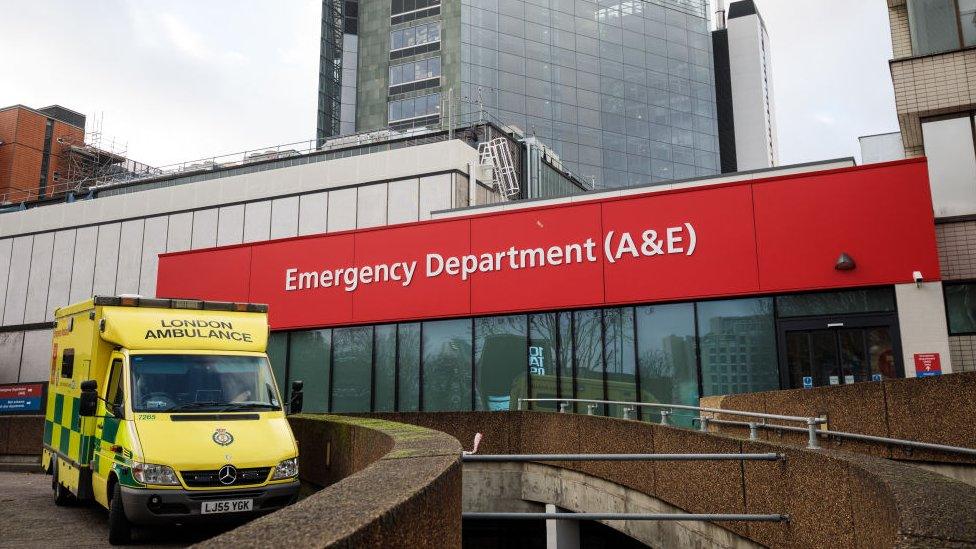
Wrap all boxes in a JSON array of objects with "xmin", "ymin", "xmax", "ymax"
[{"xmin": 0, "ymin": 472, "xmax": 237, "ymax": 548}]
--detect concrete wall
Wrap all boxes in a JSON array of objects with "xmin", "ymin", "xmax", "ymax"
[
  {"xmin": 727, "ymin": 10, "xmax": 777, "ymax": 170},
  {"xmin": 0, "ymin": 140, "xmax": 489, "ymax": 383},
  {"xmin": 896, "ymin": 281, "xmax": 953, "ymax": 376}
]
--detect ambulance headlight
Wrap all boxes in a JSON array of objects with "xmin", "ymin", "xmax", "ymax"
[
  {"xmin": 272, "ymin": 457, "xmax": 299, "ymax": 479},
  {"xmin": 131, "ymin": 462, "xmax": 180, "ymax": 486}
]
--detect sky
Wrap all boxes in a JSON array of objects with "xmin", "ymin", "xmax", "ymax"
[{"xmin": 0, "ymin": 0, "xmax": 898, "ymax": 168}]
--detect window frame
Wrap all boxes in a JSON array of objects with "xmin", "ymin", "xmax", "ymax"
[
  {"xmin": 907, "ymin": 0, "xmax": 975, "ymax": 56},
  {"xmin": 943, "ymin": 280, "xmax": 976, "ymax": 335}
]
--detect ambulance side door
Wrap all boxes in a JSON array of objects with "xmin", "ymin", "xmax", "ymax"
[{"xmin": 92, "ymin": 355, "xmax": 126, "ymax": 507}]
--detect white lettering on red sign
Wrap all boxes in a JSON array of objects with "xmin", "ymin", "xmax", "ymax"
[{"xmin": 283, "ymin": 224, "xmax": 697, "ymax": 293}]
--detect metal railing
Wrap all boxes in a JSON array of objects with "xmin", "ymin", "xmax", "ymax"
[
  {"xmin": 517, "ymin": 397, "xmax": 827, "ymax": 450},
  {"xmin": 463, "ymin": 512, "xmax": 788, "ymax": 522},
  {"xmin": 705, "ymin": 418, "xmax": 976, "ymax": 457},
  {"xmin": 462, "ymin": 453, "xmax": 783, "ymax": 462}
]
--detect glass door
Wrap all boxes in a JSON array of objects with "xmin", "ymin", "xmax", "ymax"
[{"xmin": 778, "ymin": 315, "xmax": 902, "ymax": 389}]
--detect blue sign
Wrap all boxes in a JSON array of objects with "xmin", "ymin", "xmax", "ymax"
[
  {"xmin": 918, "ymin": 370, "xmax": 941, "ymax": 378},
  {"xmin": 802, "ymin": 376, "xmax": 813, "ymax": 389},
  {"xmin": 0, "ymin": 397, "xmax": 42, "ymax": 412},
  {"xmin": 871, "ymin": 373, "xmax": 883, "ymax": 382}
]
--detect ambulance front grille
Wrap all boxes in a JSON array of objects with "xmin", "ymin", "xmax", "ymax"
[{"xmin": 181, "ymin": 467, "xmax": 271, "ymax": 488}]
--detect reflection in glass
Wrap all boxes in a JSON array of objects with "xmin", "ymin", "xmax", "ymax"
[
  {"xmin": 945, "ymin": 283, "xmax": 976, "ymax": 334},
  {"xmin": 266, "ymin": 332, "xmax": 288, "ymax": 398},
  {"xmin": 374, "ymin": 325, "xmax": 396, "ymax": 412},
  {"xmin": 604, "ymin": 308, "xmax": 637, "ymax": 418},
  {"xmin": 475, "ymin": 316, "xmax": 527, "ymax": 411},
  {"xmin": 558, "ymin": 312, "xmax": 574, "ymax": 410},
  {"xmin": 422, "ymin": 319, "xmax": 472, "ymax": 411},
  {"xmin": 697, "ymin": 298, "xmax": 777, "ymax": 396},
  {"xmin": 867, "ymin": 328, "xmax": 896, "ymax": 380},
  {"xmin": 635, "ymin": 303, "xmax": 698, "ymax": 425},
  {"xmin": 398, "ymin": 323, "xmax": 421, "ymax": 411},
  {"xmin": 811, "ymin": 331, "xmax": 840, "ymax": 386},
  {"xmin": 574, "ymin": 310, "xmax": 606, "ymax": 415},
  {"xmin": 775, "ymin": 288, "xmax": 895, "ymax": 318},
  {"xmin": 529, "ymin": 313, "xmax": 559, "ymax": 411},
  {"xmin": 288, "ymin": 329, "xmax": 331, "ymax": 413},
  {"xmin": 907, "ymin": 0, "xmax": 961, "ymax": 55},
  {"xmin": 331, "ymin": 327, "xmax": 372, "ymax": 412},
  {"xmin": 785, "ymin": 331, "xmax": 813, "ymax": 389}
]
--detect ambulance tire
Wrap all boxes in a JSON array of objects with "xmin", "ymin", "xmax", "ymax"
[
  {"xmin": 108, "ymin": 481, "xmax": 133, "ymax": 545},
  {"xmin": 52, "ymin": 457, "xmax": 72, "ymax": 506}
]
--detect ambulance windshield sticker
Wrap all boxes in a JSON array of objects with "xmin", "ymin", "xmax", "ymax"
[{"xmin": 213, "ymin": 428, "xmax": 234, "ymax": 446}]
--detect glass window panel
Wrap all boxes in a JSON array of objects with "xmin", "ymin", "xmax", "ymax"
[
  {"xmin": 908, "ymin": 0, "xmax": 960, "ymax": 55},
  {"xmin": 558, "ymin": 312, "xmax": 574, "ymax": 406},
  {"xmin": 962, "ymin": 0, "xmax": 976, "ymax": 46},
  {"xmin": 266, "ymin": 332, "xmax": 288, "ymax": 398},
  {"xmin": 574, "ymin": 309, "xmax": 606, "ymax": 415},
  {"xmin": 375, "ymin": 325, "xmax": 397, "ymax": 412},
  {"xmin": 866, "ymin": 327, "xmax": 897, "ymax": 380},
  {"xmin": 422, "ymin": 319, "xmax": 472, "ymax": 411},
  {"xmin": 331, "ymin": 326, "xmax": 372, "ymax": 412},
  {"xmin": 604, "ymin": 308, "xmax": 636, "ymax": 418},
  {"xmin": 289, "ymin": 329, "xmax": 331, "ymax": 413},
  {"xmin": 775, "ymin": 288, "xmax": 897, "ymax": 318},
  {"xmin": 474, "ymin": 315, "xmax": 527, "ymax": 411},
  {"xmin": 946, "ymin": 283, "xmax": 976, "ymax": 334},
  {"xmin": 528, "ymin": 313, "xmax": 559, "ymax": 411},
  {"xmin": 430, "ymin": 56, "xmax": 441, "ymax": 76},
  {"xmin": 697, "ymin": 298, "xmax": 778, "ymax": 396},
  {"xmin": 636, "ymin": 303, "xmax": 698, "ymax": 426},
  {"xmin": 398, "ymin": 323, "xmax": 421, "ymax": 411}
]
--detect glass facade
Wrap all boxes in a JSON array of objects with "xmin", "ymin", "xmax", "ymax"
[
  {"xmin": 945, "ymin": 283, "xmax": 976, "ymax": 335},
  {"xmin": 907, "ymin": 0, "xmax": 976, "ymax": 56},
  {"xmin": 459, "ymin": 0, "xmax": 719, "ymax": 188}
]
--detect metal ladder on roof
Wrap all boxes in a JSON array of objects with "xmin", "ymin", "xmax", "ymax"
[{"xmin": 477, "ymin": 137, "xmax": 520, "ymax": 200}]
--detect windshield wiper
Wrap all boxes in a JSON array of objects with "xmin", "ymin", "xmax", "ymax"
[
  {"xmin": 162, "ymin": 401, "xmax": 225, "ymax": 412},
  {"xmin": 219, "ymin": 402, "xmax": 280, "ymax": 411}
]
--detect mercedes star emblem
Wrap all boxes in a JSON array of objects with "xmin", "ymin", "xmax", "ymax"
[{"xmin": 218, "ymin": 464, "xmax": 238, "ymax": 485}]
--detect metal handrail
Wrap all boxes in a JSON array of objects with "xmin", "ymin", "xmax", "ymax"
[
  {"xmin": 462, "ymin": 453, "xmax": 784, "ymax": 462},
  {"xmin": 463, "ymin": 512, "xmax": 789, "ymax": 522},
  {"xmin": 517, "ymin": 397, "xmax": 827, "ymax": 450},
  {"xmin": 706, "ymin": 417, "xmax": 976, "ymax": 457}
]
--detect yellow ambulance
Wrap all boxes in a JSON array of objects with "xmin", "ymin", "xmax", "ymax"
[{"xmin": 42, "ymin": 296, "xmax": 301, "ymax": 545}]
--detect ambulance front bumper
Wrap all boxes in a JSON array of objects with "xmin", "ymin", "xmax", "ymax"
[{"xmin": 120, "ymin": 480, "xmax": 300, "ymax": 524}]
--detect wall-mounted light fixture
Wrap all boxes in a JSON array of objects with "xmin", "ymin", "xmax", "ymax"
[{"xmin": 835, "ymin": 252, "xmax": 856, "ymax": 271}]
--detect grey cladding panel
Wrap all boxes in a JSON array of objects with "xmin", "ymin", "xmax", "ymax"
[
  {"xmin": 92, "ymin": 224, "xmax": 121, "ymax": 297},
  {"xmin": 23, "ymin": 233, "xmax": 54, "ymax": 324},
  {"xmin": 327, "ymin": 188, "xmax": 357, "ymax": 232},
  {"xmin": 116, "ymin": 219, "xmax": 145, "ymax": 296},
  {"xmin": 46, "ymin": 230, "xmax": 77, "ymax": 316},
  {"xmin": 19, "ymin": 328, "xmax": 53, "ymax": 382},
  {"xmin": 0, "ymin": 331, "xmax": 24, "ymax": 383},
  {"xmin": 271, "ymin": 197, "xmax": 299, "ymax": 239},
  {"xmin": 387, "ymin": 179, "xmax": 420, "ymax": 224},
  {"xmin": 243, "ymin": 201, "xmax": 272, "ymax": 243},
  {"xmin": 69, "ymin": 226, "xmax": 97, "ymax": 303},
  {"xmin": 217, "ymin": 205, "xmax": 245, "ymax": 246},
  {"xmin": 167, "ymin": 212, "xmax": 193, "ymax": 252},
  {"xmin": 3, "ymin": 236, "xmax": 31, "ymax": 325},
  {"xmin": 357, "ymin": 184, "xmax": 388, "ymax": 228},
  {"xmin": 191, "ymin": 208, "xmax": 218, "ymax": 250},
  {"xmin": 139, "ymin": 216, "xmax": 169, "ymax": 297},
  {"xmin": 419, "ymin": 174, "xmax": 452, "ymax": 220},
  {"xmin": 0, "ymin": 239, "xmax": 13, "ymax": 322},
  {"xmin": 298, "ymin": 192, "xmax": 328, "ymax": 236}
]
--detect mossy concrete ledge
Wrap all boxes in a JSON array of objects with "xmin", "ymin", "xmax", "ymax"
[{"xmin": 194, "ymin": 414, "xmax": 463, "ymax": 549}]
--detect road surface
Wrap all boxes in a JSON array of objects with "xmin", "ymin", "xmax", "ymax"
[{"xmin": 0, "ymin": 471, "xmax": 236, "ymax": 548}]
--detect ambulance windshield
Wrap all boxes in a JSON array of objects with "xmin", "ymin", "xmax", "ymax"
[{"xmin": 130, "ymin": 354, "xmax": 281, "ymax": 413}]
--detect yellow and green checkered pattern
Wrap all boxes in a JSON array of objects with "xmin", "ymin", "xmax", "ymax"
[{"xmin": 43, "ymin": 391, "xmax": 95, "ymax": 465}]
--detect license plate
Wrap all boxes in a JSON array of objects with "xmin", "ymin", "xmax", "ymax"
[{"xmin": 201, "ymin": 499, "xmax": 253, "ymax": 514}]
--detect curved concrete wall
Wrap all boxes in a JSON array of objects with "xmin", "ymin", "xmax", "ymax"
[
  {"xmin": 701, "ymin": 371, "xmax": 976, "ymax": 465},
  {"xmin": 197, "ymin": 414, "xmax": 462, "ymax": 549},
  {"xmin": 360, "ymin": 411, "xmax": 976, "ymax": 548}
]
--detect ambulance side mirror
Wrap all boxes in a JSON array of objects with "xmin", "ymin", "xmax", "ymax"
[
  {"xmin": 79, "ymin": 380, "xmax": 98, "ymax": 417},
  {"xmin": 289, "ymin": 380, "xmax": 304, "ymax": 414}
]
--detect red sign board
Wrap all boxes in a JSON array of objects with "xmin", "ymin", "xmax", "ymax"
[
  {"xmin": 157, "ymin": 159, "xmax": 941, "ymax": 331},
  {"xmin": 913, "ymin": 353, "xmax": 942, "ymax": 377}
]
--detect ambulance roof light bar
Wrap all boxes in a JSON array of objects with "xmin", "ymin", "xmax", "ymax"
[{"xmin": 93, "ymin": 295, "xmax": 268, "ymax": 313}]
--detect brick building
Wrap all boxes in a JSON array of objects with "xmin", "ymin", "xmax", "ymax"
[
  {"xmin": 886, "ymin": 0, "xmax": 976, "ymax": 371},
  {"xmin": 0, "ymin": 105, "xmax": 86, "ymax": 203}
]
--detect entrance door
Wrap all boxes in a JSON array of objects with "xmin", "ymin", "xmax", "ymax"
[{"xmin": 777, "ymin": 315, "xmax": 903, "ymax": 389}]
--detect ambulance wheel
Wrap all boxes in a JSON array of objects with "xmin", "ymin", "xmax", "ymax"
[
  {"xmin": 108, "ymin": 481, "xmax": 133, "ymax": 545},
  {"xmin": 52, "ymin": 457, "xmax": 72, "ymax": 506}
]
